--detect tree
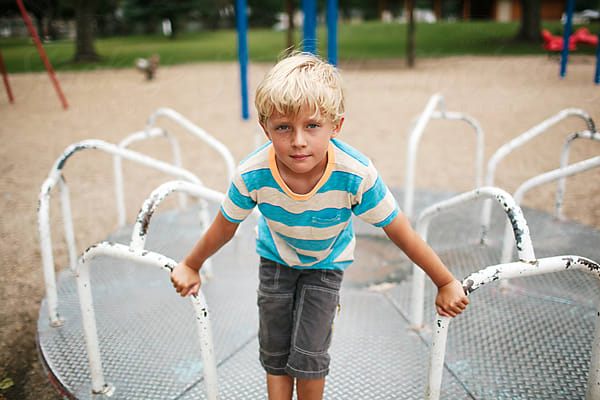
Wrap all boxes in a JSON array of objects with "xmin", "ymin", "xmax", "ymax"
[
  {"xmin": 72, "ymin": 0, "xmax": 101, "ymax": 61},
  {"xmin": 515, "ymin": 0, "xmax": 541, "ymax": 42},
  {"xmin": 285, "ymin": 0, "xmax": 295, "ymax": 50}
]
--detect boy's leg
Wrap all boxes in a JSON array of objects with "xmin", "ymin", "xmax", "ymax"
[
  {"xmin": 266, "ymin": 373, "xmax": 294, "ymax": 400},
  {"xmin": 297, "ymin": 377, "xmax": 325, "ymax": 400}
]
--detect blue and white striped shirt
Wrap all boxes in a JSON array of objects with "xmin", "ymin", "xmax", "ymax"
[{"xmin": 220, "ymin": 138, "xmax": 399, "ymax": 270}]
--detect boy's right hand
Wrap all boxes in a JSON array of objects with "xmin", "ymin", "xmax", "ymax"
[{"xmin": 171, "ymin": 262, "xmax": 201, "ymax": 297}]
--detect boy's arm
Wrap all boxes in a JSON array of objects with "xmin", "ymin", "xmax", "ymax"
[
  {"xmin": 171, "ymin": 210, "xmax": 240, "ymax": 297},
  {"xmin": 382, "ymin": 212, "xmax": 469, "ymax": 317}
]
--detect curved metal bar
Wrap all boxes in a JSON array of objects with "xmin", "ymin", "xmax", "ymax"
[
  {"xmin": 555, "ymin": 130, "xmax": 600, "ymax": 219},
  {"xmin": 130, "ymin": 180, "xmax": 225, "ymax": 249},
  {"xmin": 114, "ymin": 127, "xmax": 188, "ymax": 227},
  {"xmin": 145, "ymin": 107, "xmax": 236, "ymax": 184},
  {"xmin": 129, "ymin": 180, "xmax": 225, "ymax": 280},
  {"xmin": 425, "ymin": 255, "xmax": 600, "ymax": 400},
  {"xmin": 404, "ymin": 93, "xmax": 446, "ymax": 218},
  {"xmin": 500, "ymin": 156, "xmax": 600, "ymax": 263},
  {"xmin": 404, "ymin": 94, "xmax": 485, "ymax": 218},
  {"xmin": 38, "ymin": 139, "xmax": 202, "ymax": 325},
  {"xmin": 429, "ymin": 111, "xmax": 485, "ymax": 188},
  {"xmin": 410, "ymin": 187, "xmax": 534, "ymax": 329},
  {"xmin": 480, "ymin": 108, "xmax": 596, "ymax": 243},
  {"xmin": 79, "ymin": 242, "xmax": 218, "ymax": 399}
]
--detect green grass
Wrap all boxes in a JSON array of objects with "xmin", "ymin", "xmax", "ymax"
[{"xmin": 1, "ymin": 20, "xmax": 597, "ymax": 73}]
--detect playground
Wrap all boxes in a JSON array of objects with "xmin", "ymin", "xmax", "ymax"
[{"xmin": 1, "ymin": 53, "xmax": 599, "ymax": 398}]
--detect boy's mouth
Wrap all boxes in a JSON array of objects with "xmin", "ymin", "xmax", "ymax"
[{"xmin": 291, "ymin": 154, "xmax": 309, "ymax": 161}]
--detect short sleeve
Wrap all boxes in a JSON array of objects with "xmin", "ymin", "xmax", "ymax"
[
  {"xmin": 220, "ymin": 169, "xmax": 256, "ymax": 223},
  {"xmin": 352, "ymin": 163, "xmax": 399, "ymax": 227}
]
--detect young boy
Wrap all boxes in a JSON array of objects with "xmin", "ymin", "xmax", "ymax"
[{"xmin": 170, "ymin": 53, "xmax": 469, "ymax": 400}]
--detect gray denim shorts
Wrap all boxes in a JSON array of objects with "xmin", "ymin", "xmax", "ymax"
[{"xmin": 257, "ymin": 257, "xmax": 343, "ymax": 380}]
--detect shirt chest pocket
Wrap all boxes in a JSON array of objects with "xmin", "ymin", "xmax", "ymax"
[{"xmin": 311, "ymin": 210, "xmax": 343, "ymax": 227}]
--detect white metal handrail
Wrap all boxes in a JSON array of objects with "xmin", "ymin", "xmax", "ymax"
[
  {"xmin": 114, "ymin": 127, "xmax": 187, "ymax": 227},
  {"xmin": 404, "ymin": 93, "xmax": 485, "ymax": 218},
  {"xmin": 145, "ymin": 107, "xmax": 236, "ymax": 184},
  {"xmin": 555, "ymin": 130, "xmax": 600, "ymax": 220},
  {"xmin": 129, "ymin": 180, "xmax": 226, "ymax": 278},
  {"xmin": 78, "ymin": 242, "xmax": 218, "ymax": 399},
  {"xmin": 130, "ymin": 180, "xmax": 225, "ymax": 249},
  {"xmin": 500, "ymin": 156, "xmax": 600, "ymax": 263},
  {"xmin": 425, "ymin": 255, "xmax": 600, "ymax": 400},
  {"xmin": 480, "ymin": 108, "xmax": 596, "ymax": 243},
  {"xmin": 409, "ymin": 187, "xmax": 534, "ymax": 329},
  {"xmin": 38, "ymin": 139, "xmax": 203, "ymax": 325}
]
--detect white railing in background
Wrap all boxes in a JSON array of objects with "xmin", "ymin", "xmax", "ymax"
[
  {"xmin": 38, "ymin": 140, "xmax": 202, "ymax": 326},
  {"xmin": 145, "ymin": 107, "xmax": 236, "ymax": 184},
  {"xmin": 425, "ymin": 255, "xmax": 600, "ymax": 400},
  {"xmin": 480, "ymin": 108, "xmax": 596, "ymax": 243},
  {"xmin": 114, "ymin": 127, "xmax": 186, "ymax": 227},
  {"xmin": 404, "ymin": 93, "xmax": 485, "ymax": 219},
  {"xmin": 409, "ymin": 187, "xmax": 535, "ymax": 330},
  {"xmin": 555, "ymin": 130, "xmax": 600, "ymax": 220},
  {"xmin": 500, "ymin": 156, "xmax": 600, "ymax": 263}
]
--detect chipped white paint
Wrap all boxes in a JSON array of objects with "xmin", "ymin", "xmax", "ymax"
[
  {"xmin": 79, "ymin": 242, "xmax": 218, "ymax": 399},
  {"xmin": 129, "ymin": 180, "xmax": 225, "ymax": 279},
  {"xmin": 410, "ymin": 187, "xmax": 534, "ymax": 330},
  {"xmin": 500, "ymin": 156, "xmax": 600, "ymax": 263},
  {"xmin": 425, "ymin": 255, "xmax": 600, "ymax": 400},
  {"xmin": 38, "ymin": 139, "xmax": 202, "ymax": 324}
]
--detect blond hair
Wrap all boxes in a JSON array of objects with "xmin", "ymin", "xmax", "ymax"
[{"xmin": 255, "ymin": 52, "xmax": 345, "ymax": 126}]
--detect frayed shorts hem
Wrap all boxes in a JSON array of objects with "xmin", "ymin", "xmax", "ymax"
[{"xmin": 261, "ymin": 361, "xmax": 329, "ymax": 380}]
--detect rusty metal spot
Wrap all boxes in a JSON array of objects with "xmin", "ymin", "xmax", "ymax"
[
  {"xmin": 577, "ymin": 257, "xmax": 600, "ymax": 273},
  {"xmin": 137, "ymin": 198, "xmax": 159, "ymax": 237},
  {"xmin": 463, "ymin": 279, "xmax": 474, "ymax": 295}
]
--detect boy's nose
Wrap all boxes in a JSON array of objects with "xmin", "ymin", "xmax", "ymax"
[{"xmin": 291, "ymin": 129, "xmax": 308, "ymax": 147}]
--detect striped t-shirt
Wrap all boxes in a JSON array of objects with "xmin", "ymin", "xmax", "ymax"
[{"xmin": 220, "ymin": 138, "xmax": 399, "ymax": 270}]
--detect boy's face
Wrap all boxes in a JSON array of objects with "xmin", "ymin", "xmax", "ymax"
[{"xmin": 260, "ymin": 106, "xmax": 344, "ymax": 182}]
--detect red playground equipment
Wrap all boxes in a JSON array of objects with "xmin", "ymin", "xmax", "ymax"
[
  {"xmin": 542, "ymin": 27, "xmax": 599, "ymax": 53},
  {"xmin": 542, "ymin": 29, "xmax": 577, "ymax": 52},
  {"xmin": 571, "ymin": 27, "xmax": 599, "ymax": 47}
]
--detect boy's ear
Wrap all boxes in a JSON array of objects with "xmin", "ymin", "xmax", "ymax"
[
  {"xmin": 259, "ymin": 121, "xmax": 272, "ymax": 141},
  {"xmin": 330, "ymin": 117, "xmax": 344, "ymax": 138}
]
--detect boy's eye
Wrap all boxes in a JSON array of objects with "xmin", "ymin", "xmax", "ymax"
[
  {"xmin": 275, "ymin": 125, "xmax": 290, "ymax": 131},
  {"xmin": 307, "ymin": 123, "xmax": 319, "ymax": 129}
]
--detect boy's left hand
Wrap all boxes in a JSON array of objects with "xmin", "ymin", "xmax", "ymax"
[{"xmin": 435, "ymin": 279, "xmax": 469, "ymax": 317}]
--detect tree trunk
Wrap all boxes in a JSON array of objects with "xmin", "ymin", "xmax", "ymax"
[
  {"xmin": 286, "ymin": 0, "xmax": 295, "ymax": 51},
  {"xmin": 515, "ymin": 0, "xmax": 541, "ymax": 42},
  {"xmin": 73, "ymin": 0, "xmax": 101, "ymax": 62}
]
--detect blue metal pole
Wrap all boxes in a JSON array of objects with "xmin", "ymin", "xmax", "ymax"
[
  {"xmin": 303, "ymin": 0, "xmax": 318, "ymax": 55},
  {"xmin": 560, "ymin": 0, "xmax": 575, "ymax": 78},
  {"xmin": 326, "ymin": 0, "xmax": 338, "ymax": 66},
  {"xmin": 595, "ymin": 31, "xmax": 600, "ymax": 84},
  {"xmin": 236, "ymin": 0, "xmax": 249, "ymax": 120}
]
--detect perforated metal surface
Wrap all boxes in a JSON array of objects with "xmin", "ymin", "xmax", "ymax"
[{"xmin": 37, "ymin": 189, "xmax": 600, "ymax": 399}]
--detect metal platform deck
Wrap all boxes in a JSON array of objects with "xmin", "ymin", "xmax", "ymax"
[{"xmin": 37, "ymin": 188, "xmax": 600, "ymax": 399}]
